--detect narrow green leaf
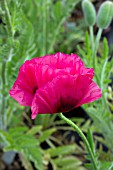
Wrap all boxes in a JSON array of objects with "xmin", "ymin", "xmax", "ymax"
[
  {"xmin": 38, "ymin": 128, "xmax": 56, "ymax": 143},
  {"xmin": 102, "ymin": 38, "xmax": 109, "ymax": 59},
  {"xmin": 53, "ymin": 156, "xmax": 81, "ymax": 167},
  {"xmin": 0, "ymin": 130, "xmax": 13, "ymax": 146},
  {"xmin": 24, "ymin": 147, "xmax": 43, "ymax": 170},
  {"xmin": 87, "ymin": 129, "xmax": 95, "ymax": 154},
  {"xmin": 100, "ymin": 161, "xmax": 113, "ymax": 170},
  {"xmin": 46, "ymin": 144, "xmax": 76, "ymax": 157},
  {"xmin": 27, "ymin": 125, "xmax": 42, "ymax": 135}
]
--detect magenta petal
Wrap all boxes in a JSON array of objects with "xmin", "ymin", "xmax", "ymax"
[
  {"xmin": 9, "ymin": 80, "xmax": 34, "ymax": 106},
  {"xmin": 9, "ymin": 62, "xmax": 38, "ymax": 106},
  {"xmin": 80, "ymin": 67, "xmax": 94, "ymax": 79},
  {"xmin": 77, "ymin": 81, "xmax": 102, "ymax": 106},
  {"xmin": 35, "ymin": 64, "xmax": 75, "ymax": 87},
  {"xmin": 31, "ymin": 75, "xmax": 102, "ymax": 119},
  {"xmin": 35, "ymin": 52, "xmax": 84, "ymax": 69}
]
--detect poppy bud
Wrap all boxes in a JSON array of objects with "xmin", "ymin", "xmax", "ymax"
[
  {"xmin": 82, "ymin": 0, "xmax": 96, "ymax": 26},
  {"xmin": 97, "ymin": 1, "xmax": 113, "ymax": 29}
]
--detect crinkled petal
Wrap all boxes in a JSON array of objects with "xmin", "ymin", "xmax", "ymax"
[
  {"xmin": 15, "ymin": 53, "xmax": 94, "ymax": 89},
  {"xmin": 35, "ymin": 52, "xmax": 84, "ymax": 68},
  {"xmin": 9, "ymin": 62, "xmax": 38, "ymax": 106},
  {"xmin": 77, "ymin": 81, "xmax": 102, "ymax": 106},
  {"xmin": 35, "ymin": 65, "xmax": 74, "ymax": 87},
  {"xmin": 30, "ymin": 52, "xmax": 84, "ymax": 69},
  {"xmin": 26, "ymin": 53, "xmax": 94, "ymax": 79},
  {"xmin": 31, "ymin": 75, "xmax": 102, "ymax": 119},
  {"xmin": 35, "ymin": 65, "xmax": 94, "ymax": 88},
  {"xmin": 80, "ymin": 67, "xmax": 94, "ymax": 79},
  {"xmin": 9, "ymin": 83, "xmax": 34, "ymax": 106}
]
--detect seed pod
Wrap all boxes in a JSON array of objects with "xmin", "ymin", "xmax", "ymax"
[
  {"xmin": 82, "ymin": 0, "xmax": 96, "ymax": 26},
  {"xmin": 97, "ymin": 1, "xmax": 113, "ymax": 29}
]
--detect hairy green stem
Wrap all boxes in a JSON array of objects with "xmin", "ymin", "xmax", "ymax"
[
  {"xmin": 100, "ymin": 58, "xmax": 108, "ymax": 89},
  {"xmin": 59, "ymin": 113, "xmax": 98, "ymax": 170},
  {"xmin": 100, "ymin": 58, "xmax": 108, "ymax": 106},
  {"xmin": 95, "ymin": 28, "xmax": 102, "ymax": 54},
  {"xmin": 90, "ymin": 27, "xmax": 102, "ymax": 69},
  {"xmin": 89, "ymin": 26, "xmax": 94, "ymax": 54},
  {"xmin": 94, "ymin": 28, "xmax": 102, "ymax": 68},
  {"xmin": 89, "ymin": 26, "xmax": 95, "ymax": 69},
  {"xmin": 94, "ymin": 28, "xmax": 102, "ymax": 85},
  {"xmin": 88, "ymin": 27, "xmax": 99, "ymax": 85},
  {"xmin": 89, "ymin": 27, "xmax": 102, "ymax": 84}
]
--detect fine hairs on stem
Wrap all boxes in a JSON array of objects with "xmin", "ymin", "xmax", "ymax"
[
  {"xmin": 59, "ymin": 113, "xmax": 98, "ymax": 170},
  {"xmin": 90, "ymin": 27, "xmax": 102, "ymax": 70}
]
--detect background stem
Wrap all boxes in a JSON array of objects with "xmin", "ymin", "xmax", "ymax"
[
  {"xmin": 2, "ymin": 0, "xmax": 13, "ymax": 36},
  {"xmin": 1, "ymin": 62, "xmax": 6, "ymax": 130},
  {"xmin": 95, "ymin": 28, "xmax": 102, "ymax": 54},
  {"xmin": 42, "ymin": 0, "xmax": 47, "ymax": 55},
  {"xmin": 89, "ymin": 26, "xmax": 94, "ymax": 54}
]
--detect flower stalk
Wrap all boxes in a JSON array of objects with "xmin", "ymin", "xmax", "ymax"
[
  {"xmin": 89, "ymin": 26, "xmax": 95, "ymax": 62},
  {"xmin": 42, "ymin": 0, "xmax": 47, "ymax": 55},
  {"xmin": 92, "ymin": 28, "xmax": 102, "ymax": 70},
  {"xmin": 59, "ymin": 113, "xmax": 98, "ymax": 170},
  {"xmin": 94, "ymin": 28, "xmax": 102, "ymax": 55}
]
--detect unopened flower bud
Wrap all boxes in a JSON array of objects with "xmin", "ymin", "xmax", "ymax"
[
  {"xmin": 97, "ymin": 1, "xmax": 113, "ymax": 29},
  {"xmin": 82, "ymin": 0, "xmax": 96, "ymax": 26}
]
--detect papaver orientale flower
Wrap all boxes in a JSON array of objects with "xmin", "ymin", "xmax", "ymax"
[{"xmin": 9, "ymin": 52, "xmax": 102, "ymax": 119}]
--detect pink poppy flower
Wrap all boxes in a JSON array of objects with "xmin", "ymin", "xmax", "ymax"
[{"xmin": 9, "ymin": 52, "xmax": 102, "ymax": 119}]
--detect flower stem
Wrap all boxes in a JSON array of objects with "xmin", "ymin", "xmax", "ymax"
[
  {"xmin": 93, "ymin": 28, "xmax": 102, "ymax": 70},
  {"xmin": 1, "ymin": 62, "xmax": 6, "ymax": 130},
  {"xmin": 95, "ymin": 28, "xmax": 102, "ymax": 54},
  {"xmin": 58, "ymin": 113, "xmax": 98, "ymax": 170},
  {"xmin": 42, "ymin": 0, "xmax": 47, "ymax": 55},
  {"xmin": 89, "ymin": 26, "xmax": 95, "ymax": 69},
  {"xmin": 89, "ymin": 26, "xmax": 94, "ymax": 53}
]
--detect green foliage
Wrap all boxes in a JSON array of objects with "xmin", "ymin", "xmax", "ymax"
[
  {"xmin": 0, "ymin": 126, "xmax": 44, "ymax": 169},
  {"xmin": 46, "ymin": 144, "xmax": 76, "ymax": 157},
  {"xmin": 99, "ymin": 162, "xmax": 113, "ymax": 170},
  {"xmin": 0, "ymin": 123, "xmax": 86, "ymax": 170},
  {"xmin": 38, "ymin": 128, "xmax": 56, "ymax": 143},
  {"xmin": 23, "ymin": 147, "xmax": 43, "ymax": 170},
  {"xmin": 52, "ymin": 156, "xmax": 86, "ymax": 170},
  {"xmin": 0, "ymin": 125, "xmax": 56, "ymax": 169},
  {"xmin": 46, "ymin": 144, "xmax": 87, "ymax": 170}
]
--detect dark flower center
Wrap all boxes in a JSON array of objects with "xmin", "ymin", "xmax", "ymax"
[
  {"xmin": 55, "ymin": 96, "xmax": 78, "ymax": 113},
  {"xmin": 33, "ymin": 86, "xmax": 38, "ymax": 94}
]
